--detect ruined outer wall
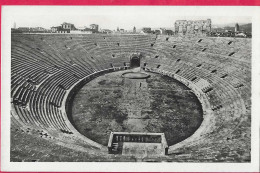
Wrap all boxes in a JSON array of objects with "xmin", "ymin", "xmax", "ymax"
[{"xmin": 175, "ymin": 19, "xmax": 211, "ymax": 34}]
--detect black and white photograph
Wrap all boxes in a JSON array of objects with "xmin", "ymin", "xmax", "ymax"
[{"xmin": 1, "ymin": 5, "xmax": 260, "ymax": 172}]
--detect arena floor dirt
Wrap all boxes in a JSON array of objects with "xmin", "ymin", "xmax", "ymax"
[{"xmin": 70, "ymin": 69, "xmax": 203, "ymax": 146}]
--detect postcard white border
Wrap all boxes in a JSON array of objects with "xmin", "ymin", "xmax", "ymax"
[{"xmin": 1, "ymin": 6, "xmax": 260, "ymax": 172}]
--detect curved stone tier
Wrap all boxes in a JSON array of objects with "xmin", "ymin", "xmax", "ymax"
[{"xmin": 11, "ymin": 34, "xmax": 251, "ymax": 162}]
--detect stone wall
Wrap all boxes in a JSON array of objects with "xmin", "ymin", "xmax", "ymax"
[{"xmin": 175, "ymin": 19, "xmax": 211, "ymax": 35}]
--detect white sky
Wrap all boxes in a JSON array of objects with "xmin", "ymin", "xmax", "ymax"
[{"xmin": 6, "ymin": 6, "xmax": 251, "ymax": 30}]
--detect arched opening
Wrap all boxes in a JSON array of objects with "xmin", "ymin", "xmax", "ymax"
[{"xmin": 130, "ymin": 56, "xmax": 140, "ymax": 68}]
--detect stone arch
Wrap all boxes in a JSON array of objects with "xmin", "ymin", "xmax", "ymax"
[{"xmin": 130, "ymin": 54, "xmax": 141, "ymax": 68}]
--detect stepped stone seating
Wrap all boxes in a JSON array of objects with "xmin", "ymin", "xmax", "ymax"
[
  {"xmin": 11, "ymin": 34, "xmax": 158, "ymax": 150},
  {"xmin": 11, "ymin": 34, "xmax": 251, "ymax": 162},
  {"xmin": 142, "ymin": 35, "xmax": 250, "ymax": 161}
]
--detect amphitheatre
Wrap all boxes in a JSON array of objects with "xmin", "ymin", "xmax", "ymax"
[{"xmin": 11, "ymin": 32, "xmax": 251, "ymax": 162}]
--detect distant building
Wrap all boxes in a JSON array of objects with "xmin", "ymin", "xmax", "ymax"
[
  {"xmin": 154, "ymin": 30, "xmax": 161, "ymax": 35},
  {"xmin": 13, "ymin": 22, "xmax": 16, "ymax": 29},
  {"xmin": 101, "ymin": 29, "xmax": 112, "ymax": 34},
  {"xmin": 61, "ymin": 22, "xmax": 77, "ymax": 30},
  {"xmin": 81, "ymin": 27, "xmax": 93, "ymax": 34},
  {"xmin": 90, "ymin": 24, "xmax": 99, "ymax": 33},
  {"xmin": 236, "ymin": 32, "xmax": 247, "ymax": 37},
  {"xmin": 115, "ymin": 27, "xmax": 126, "ymax": 33},
  {"xmin": 165, "ymin": 29, "xmax": 174, "ymax": 35},
  {"xmin": 51, "ymin": 26, "xmax": 60, "ymax": 33},
  {"xmin": 175, "ymin": 19, "xmax": 211, "ymax": 34},
  {"xmin": 159, "ymin": 28, "xmax": 166, "ymax": 35},
  {"xmin": 31, "ymin": 27, "xmax": 46, "ymax": 32},
  {"xmin": 50, "ymin": 22, "xmax": 77, "ymax": 33},
  {"xmin": 133, "ymin": 26, "xmax": 136, "ymax": 33},
  {"xmin": 14, "ymin": 27, "xmax": 48, "ymax": 33},
  {"xmin": 51, "ymin": 22, "xmax": 76, "ymax": 33},
  {"xmin": 142, "ymin": 27, "xmax": 152, "ymax": 33},
  {"xmin": 51, "ymin": 26, "xmax": 69, "ymax": 33},
  {"xmin": 74, "ymin": 25, "xmax": 100, "ymax": 34},
  {"xmin": 17, "ymin": 27, "xmax": 30, "ymax": 32},
  {"xmin": 235, "ymin": 23, "xmax": 240, "ymax": 32}
]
